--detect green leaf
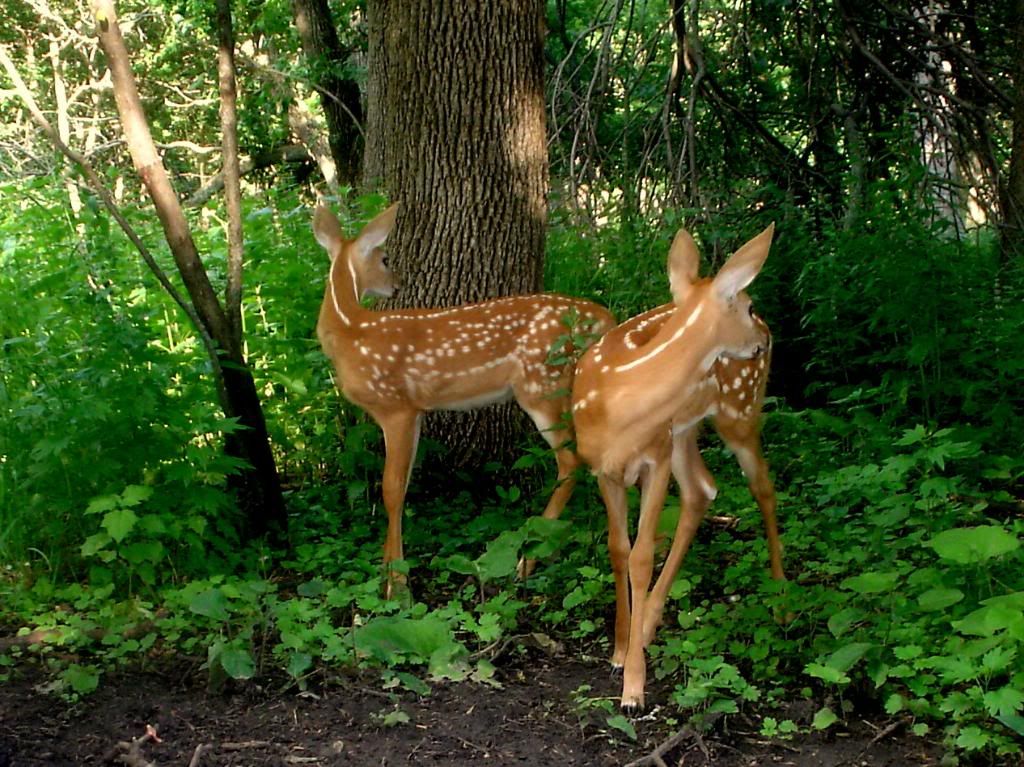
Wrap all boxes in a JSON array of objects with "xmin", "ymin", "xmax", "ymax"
[
  {"xmin": 826, "ymin": 642, "xmax": 872, "ymax": 673},
  {"xmin": 120, "ymin": 485, "xmax": 153, "ymax": 506},
  {"xmin": 270, "ymin": 372, "xmax": 308, "ymax": 395},
  {"xmin": 354, "ymin": 616, "xmax": 461, "ymax": 665},
  {"xmin": 189, "ymin": 588, "xmax": 230, "ymax": 621},
  {"xmin": 884, "ymin": 693, "xmax": 905, "ymax": 714},
  {"xmin": 805, "ymin": 662, "xmax": 849, "ymax": 685},
  {"xmin": 442, "ymin": 554, "xmax": 478, "ymax": 577},
  {"xmin": 954, "ymin": 725, "xmax": 990, "ymax": 751},
  {"xmin": 395, "ymin": 671, "xmax": 430, "ymax": 696},
  {"xmin": 297, "ymin": 579, "xmax": 327, "ymax": 598},
  {"xmin": 606, "ymin": 714, "xmax": 637, "ymax": 740},
  {"xmin": 287, "ymin": 652, "xmax": 313, "ymax": 679},
  {"xmin": 219, "ymin": 647, "xmax": 255, "ymax": 679},
  {"xmin": 85, "ymin": 494, "xmax": 119, "ymax": 515},
  {"xmin": 997, "ymin": 712, "xmax": 1024, "ymax": 737},
  {"xmin": 895, "ymin": 426, "xmax": 927, "ymax": 446},
  {"xmin": 953, "ymin": 604, "xmax": 1020, "ymax": 637},
  {"xmin": 475, "ymin": 530, "xmax": 524, "ymax": 582},
  {"xmin": 917, "ymin": 587, "xmax": 964, "ymax": 611},
  {"xmin": 80, "ymin": 532, "xmax": 111, "ymax": 557},
  {"xmin": 928, "ymin": 526, "xmax": 1020, "ymax": 564},
  {"xmin": 120, "ymin": 540, "xmax": 164, "ymax": 565},
  {"xmin": 101, "ymin": 508, "xmax": 138, "ymax": 543},
  {"xmin": 840, "ymin": 571, "xmax": 900, "ymax": 594},
  {"xmin": 380, "ymin": 708, "xmax": 410, "ymax": 727},
  {"xmin": 983, "ymin": 686, "xmax": 1024, "ymax": 719},
  {"xmin": 563, "ymin": 586, "xmax": 589, "ymax": 609},
  {"xmin": 827, "ymin": 607, "xmax": 865, "ymax": 637},
  {"xmin": 812, "ymin": 707, "xmax": 839, "ymax": 730},
  {"xmin": 62, "ymin": 664, "xmax": 100, "ymax": 695}
]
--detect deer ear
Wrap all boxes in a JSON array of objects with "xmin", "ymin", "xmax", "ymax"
[
  {"xmin": 712, "ymin": 223, "xmax": 774, "ymax": 300},
  {"xmin": 667, "ymin": 228, "xmax": 701, "ymax": 305},
  {"xmin": 313, "ymin": 205, "xmax": 343, "ymax": 257},
  {"xmin": 356, "ymin": 203, "xmax": 399, "ymax": 259}
]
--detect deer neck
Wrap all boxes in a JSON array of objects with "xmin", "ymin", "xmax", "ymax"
[{"xmin": 322, "ymin": 254, "xmax": 373, "ymax": 333}]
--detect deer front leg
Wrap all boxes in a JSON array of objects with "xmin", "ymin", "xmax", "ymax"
[
  {"xmin": 731, "ymin": 440, "xmax": 784, "ymax": 581},
  {"xmin": 621, "ymin": 455, "xmax": 672, "ymax": 713},
  {"xmin": 375, "ymin": 409, "xmax": 422, "ymax": 599},
  {"xmin": 643, "ymin": 426, "xmax": 717, "ymax": 647},
  {"xmin": 597, "ymin": 474, "xmax": 631, "ymax": 671}
]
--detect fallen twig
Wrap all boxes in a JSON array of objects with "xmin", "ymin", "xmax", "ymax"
[
  {"xmin": 624, "ymin": 712, "xmax": 721, "ymax": 767},
  {"xmin": 623, "ymin": 725, "xmax": 702, "ymax": 767},
  {"xmin": 220, "ymin": 740, "xmax": 272, "ymax": 750},
  {"xmin": 187, "ymin": 743, "xmax": 212, "ymax": 767},
  {"xmin": 866, "ymin": 718, "xmax": 906, "ymax": 746}
]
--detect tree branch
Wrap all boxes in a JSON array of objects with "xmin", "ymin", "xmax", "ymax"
[{"xmin": 215, "ymin": 0, "xmax": 245, "ymax": 348}]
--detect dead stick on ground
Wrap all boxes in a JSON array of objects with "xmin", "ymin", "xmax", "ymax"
[
  {"xmin": 624, "ymin": 727, "xmax": 696, "ymax": 767},
  {"xmin": 187, "ymin": 744, "xmax": 213, "ymax": 767},
  {"xmin": 220, "ymin": 740, "xmax": 273, "ymax": 750},
  {"xmin": 866, "ymin": 718, "xmax": 905, "ymax": 747},
  {"xmin": 624, "ymin": 713, "xmax": 720, "ymax": 767}
]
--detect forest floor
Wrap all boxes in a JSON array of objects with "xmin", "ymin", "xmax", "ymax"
[{"xmin": 0, "ymin": 646, "xmax": 945, "ymax": 767}]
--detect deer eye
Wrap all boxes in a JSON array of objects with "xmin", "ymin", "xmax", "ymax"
[
  {"xmin": 748, "ymin": 304, "xmax": 756, "ymax": 318},
  {"xmin": 382, "ymin": 255, "xmax": 390, "ymax": 269}
]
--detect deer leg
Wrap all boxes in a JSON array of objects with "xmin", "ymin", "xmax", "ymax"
[
  {"xmin": 597, "ymin": 473, "xmax": 631, "ymax": 671},
  {"xmin": 643, "ymin": 427, "xmax": 717, "ymax": 647},
  {"xmin": 516, "ymin": 399, "xmax": 579, "ymax": 579},
  {"xmin": 621, "ymin": 453, "xmax": 672, "ymax": 713},
  {"xmin": 730, "ymin": 438, "xmax": 784, "ymax": 581},
  {"xmin": 375, "ymin": 409, "xmax": 422, "ymax": 598}
]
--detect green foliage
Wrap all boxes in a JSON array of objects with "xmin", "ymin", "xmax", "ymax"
[{"xmin": 3, "ymin": 6, "xmax": 1024, "ymax": 760}]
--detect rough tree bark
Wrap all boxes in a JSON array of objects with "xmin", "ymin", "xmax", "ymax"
[
  {"xmin": 363, "ymin": 0, "xmax": 548, "ymax": 464},
  {"xmin": 91, "ymin": 0, "xmax": 285, "ymax": 537},
  {"xmin": 292, "ymin": 0, "xmax": 364, "ymax": 188}
]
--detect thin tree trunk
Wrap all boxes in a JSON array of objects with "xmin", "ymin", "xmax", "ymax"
[
  {"xmin": 364, "ymin": 0, "xmax": 547, "ymax": 464},
  {"xmin": 292, "ymin": 0, "xmax": 364, "ymax": 188},
  {"xmin": 91, "ymin": 0, "xmax": 285, "ymax": 536}
]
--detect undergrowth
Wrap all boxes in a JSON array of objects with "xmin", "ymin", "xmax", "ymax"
[{"xmin": 2, "ymin": 179, "xmax": 1023, "ymax": 763}]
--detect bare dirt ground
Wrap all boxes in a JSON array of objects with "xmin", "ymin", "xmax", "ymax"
[{"xmin": 0, "ymin": 648, "xmax": 946, "ymax": 767}]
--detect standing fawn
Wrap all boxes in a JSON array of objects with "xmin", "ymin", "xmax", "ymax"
[
  {"xmin": 314, "ymin": 204, "xmax": 615, "ymax": 595},
  {"xmin": 571, "ymin": 223, "xmax": 783, "ymax": 711}
]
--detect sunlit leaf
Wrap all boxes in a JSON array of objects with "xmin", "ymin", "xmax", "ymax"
[
  {"xmin": 928, "ymin": 526, "xmax": 1020, "ymax": 564},
  {"xmin": 101, "ymin": 508, "xmax": 138, "ymax": 543},
  {"xmin": 812, "ymin": 707, "xmax": 839, "ymax": 729}
]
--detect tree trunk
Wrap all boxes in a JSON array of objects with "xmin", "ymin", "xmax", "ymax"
[
  {"xmin": 364, "ymin": 0, "xmax": 548, "ymax": 465},
  {"xmin": 292, "ymin": 0, "xmax": 365, "ymax": 188},
  {"xmin": 92, "ymin": 0, "xmax": 285, "ymax": 537}
]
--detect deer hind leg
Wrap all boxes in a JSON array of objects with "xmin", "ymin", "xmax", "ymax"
[
  {"xmin": 597, "ymin": 473, "xmax": 631, "ymax": 671},
  {"xmin": 642, "ymin": 426, "xmax": 717, "ymax": 648},
  {"xmin": 374, "ymin": 408, "xmax": 422, "ymax": 598},
  {"xmin": 620, "ymin": 451, "xmax": 672, "ymax": 713},
  {"xmin": 515, "ymin": 397, "xmax": 579, "ymax": 579}
]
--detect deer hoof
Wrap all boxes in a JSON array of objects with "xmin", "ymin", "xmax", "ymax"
[{"xmin": 620, "ymin": 696, "xmax": 645, "ymax": 715}]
